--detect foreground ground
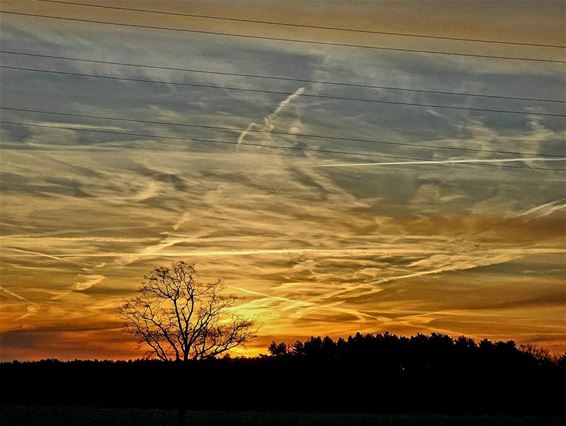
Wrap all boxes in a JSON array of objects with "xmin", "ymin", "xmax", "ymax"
[{"xmin": 0, "ymin": 406, "xmax": 563, "ymax": 426}]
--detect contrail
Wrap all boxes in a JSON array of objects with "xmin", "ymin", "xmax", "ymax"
[
  {"xmin": 516, "ymin": 200, "xmax": 566, "ymax": 218},
  {"xmin": 317, "ymin": 157, "xmax": 566, "ymax": 168},
  {"xmin": 2, "ymin": 247, "xmax": 447, "ymax": 258},
  {"xmin": 51, "ymin": 274, "xmax": 106, "ymax": 300},
  {"xmin": 272, "ymin": 87, "xmax": 304, "ymax": 116},
  {"xmin": 236, "ymin": 87, "xmax": 305, "ymax": 144},
  {"xmin": 0, "ymin": 286, "xmax": 32, "ymax": 303},
  {"xmin": 228, "ymin": 286, "xmax": 315, "ymax": 307},
  {"xmin": 6, "ymin": 246, "xmax": 565, "ymax": 259},
  {"xmin": 1, "ymin": 286, "xmax": 40, "ymax": 320},
  {"xmin": 5, "ymin": 247, "xmax": 87, "ymax": 267},
  {"xmin": 236, "ymin": 122, "xmax": 258, "ymax": 145}
]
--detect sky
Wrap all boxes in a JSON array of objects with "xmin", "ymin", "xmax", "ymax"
[{"xmin": 0, "ymin": 0, "xmax": 565, "ymax": 360}]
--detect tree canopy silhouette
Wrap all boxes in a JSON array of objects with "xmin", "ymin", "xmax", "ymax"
[
  {"xmin": 119, "ymin": 260, "xmax": 255, "ymax": 362},
  {"xmin": 2, "ymin": 332, "xmax": 564, "ymax": 414}
]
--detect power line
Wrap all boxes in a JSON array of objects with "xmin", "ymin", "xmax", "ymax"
[
  {"xmin": 2, "ymin": 106, "xmax": 564, "ymax": 159},
  {"xmin": 34, "ymin": 0, "xmax": 566, "ymax": 49},
  {"xmin": 1, "ymin": 121, "xmax": 564, "ymax": 172},
  {"xmin": 0, "ymin": 120, "xmax": 421, "ymax": 161},
  {"xmin": 3, "ymin": 66, "xmax": 565, "ymax": 118},
  {"xmin": 1, "ymin": 11, "xmax": 564, "ymax": 64},
  {"xmin": 2, "ymin": 50, "xmax": 564, "ymax": 104}
]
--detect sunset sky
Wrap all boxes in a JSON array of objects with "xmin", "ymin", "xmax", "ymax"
[{"xmin": 0, "ymin": 0, "xmax": 565, "ymax": 360}]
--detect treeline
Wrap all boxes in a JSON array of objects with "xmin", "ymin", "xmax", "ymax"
[
  {"xmin": 1, "ymin": 332, "xmax": 564, "ymax": 414},
  {"xmin": 267, "ymin": 332, "xmax": 564, "ymax": 366}
]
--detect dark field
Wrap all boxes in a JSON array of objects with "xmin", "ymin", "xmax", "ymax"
[
  {"xmin": 1, "ymin": 406, "xmax": 563, "ymax": 426},
  {"xmin": 3, "ymin": 338, "xmax": 563, "ymax": 425}
]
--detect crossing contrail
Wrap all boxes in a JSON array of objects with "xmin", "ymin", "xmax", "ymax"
[{"xmin": 317, "ymin": 157, "xmax": 566, "ymax": 168}]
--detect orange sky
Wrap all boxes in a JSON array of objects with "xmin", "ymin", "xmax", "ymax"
[
  {"xmin": 3, "ymin": 0, "xmax": 565, "ymax": 45},
  {"xmin": 0, "ymin": 0, "xmax": 565, "ymax": 360}
]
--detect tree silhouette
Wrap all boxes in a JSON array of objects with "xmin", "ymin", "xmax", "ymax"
[
  {"xmin": 119, "ymin": 260, "xmax": 256, "ymax": 425},
  {"xmin": 2, "ymin": 332, "xmax": 564, "ymax": 416},
  {"xmin": 268, "ymin": 341, "xmax": 289, "ymax": 357},
  {"xmin": 119, "ymin": 260, "xmax": 255, "ymax": 362}
]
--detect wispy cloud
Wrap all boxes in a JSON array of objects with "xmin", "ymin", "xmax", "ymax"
[
  {"xmin": 317, "ymin": 158, "xmax": 566, "ymax": 168},
  {"xmin": 71, "ymin": 275, "xmax": 106, "ymax": 291},
  {"xmin": 237, "ymin": 87, "xmax": 305, "ymax": 145},
  {"xmin": 237, "ymin": 122, "xmax": 258, "ymax": 145},
  {"xmin": 515, "ymin": 200, "xmax": 566, "ymax": 218},
  {"xmin": 1, "ymin": 286, "xmax": 33, "ymax": 303},
  {"xmin": 1, "ymin": 4, "xmax": 565, "ymax": 360},
  {"xmin": 271, "ymin": 88, "xmax": 305, "ymax": 117}
]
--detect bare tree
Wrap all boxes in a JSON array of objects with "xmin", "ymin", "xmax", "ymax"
[{"xmin": 119, "ymin": 260, "xmax": 255, "ymax": 362}]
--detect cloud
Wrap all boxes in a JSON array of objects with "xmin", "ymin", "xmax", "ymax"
[
  {"xmin": 172, "ymin": 212, "xmax": 191, "ymax": 231},
  {"xmin": 1, "ymin": 286, "xmax": 32, "ymax": 303},
  {"xmin": 1, "ymin": 286, "xmax": 40, "ymax": 322},
  {"xmin": 375, "ymin": 252, "xmax": 517, "ymax": 285},
  {"xmin": 42, "ymin": 275, "xmax": 106, "ymax": 302},
  {"xmin": 515, "ymin": 200, "xmax": 566, "ymax": 218},
  {"xmin": 272, "ymin": 88, "xmax": 305, "ymax": 117},
  {"xmin": 237, "ymin": 122, "xmax": 258, "ymax": 145},
  {"xmin": 4, "ymin": 247, "xmax": 86, "ymax": 267},
  {"xmin": 71, "ymin": 275, "xmax": 106, "ymax": 292},
  {"xmin": 237, "ymin": 87, "xmax": 305, "ymax": 144},
  {"xmin": 1, "ymin": 5, "xmax": 565, "ymax": 360},
  {"xmin": 317, "ymin": 157, "xmax": 566, "ymax": 168},
  {"xmin": 129, "ymin": 181, "xmax": 160, "ymax": 201}
]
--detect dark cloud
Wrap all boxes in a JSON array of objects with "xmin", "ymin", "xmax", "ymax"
[{"xmin": 1, "ymin": 2, "xmax": 565, "ymax": 360}]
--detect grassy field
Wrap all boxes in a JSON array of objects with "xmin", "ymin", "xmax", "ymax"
[{"xmin": 1, "ymin": 406, "xmax": 563, "ymax": 426}]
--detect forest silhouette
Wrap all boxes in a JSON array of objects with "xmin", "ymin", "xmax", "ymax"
[{"xmin": 2, "ymin": 332, "xmax": 564, "ymax": 414}]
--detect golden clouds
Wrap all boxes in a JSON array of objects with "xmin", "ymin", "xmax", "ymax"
[
  {"xmin": 3, "ymin": 0, "xmax": 565, "ymax": 46},
  {"xmin": 0, "ymin": 1, "xmax": 565, "ymax": 360}
]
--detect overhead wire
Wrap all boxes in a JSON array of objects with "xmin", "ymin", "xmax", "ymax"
[
  {"xmin": 1, "ymin": 121, "xmax": 564, "ymax": 172},
  {"xmin": 2, "ymin": 106, "xmax": 564, "ymax": 158},
  {"xmin": 1, "ymin": 11, "xmax": 564, "ymax": 64},
  {"xmin": 2, "ymin": 66, "xmax": 564, "ymax": 117},
  {"xmin": 2, "ymin": 50, "xmax": 564, "ymax": 104},
  {"xmin": 31, "ymin": 0, "xmax": 566, "ymax": 49}
]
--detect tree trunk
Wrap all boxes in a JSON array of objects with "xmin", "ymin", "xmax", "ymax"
[
  {"xmin": 177, "ymin": 358, "xmax": 189, "ymax": 426},
  {"xmin": 177, "ymin": 406, "xmax": 186, "ymax": 426}
]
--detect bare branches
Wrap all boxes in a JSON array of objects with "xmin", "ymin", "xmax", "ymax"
[
  {"xmin": 119, "ymin": 260, "xmax": 255, "ymax": 362},
  {"xmin": 192, "ymin": 315, "xmax": 256, "ymax": 360}
]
